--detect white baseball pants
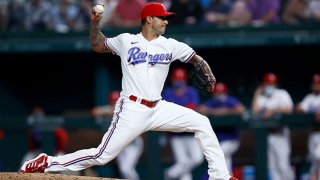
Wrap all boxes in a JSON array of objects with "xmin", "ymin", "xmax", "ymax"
[
  {"xmin": 268, "ymin": 127, "xmax": 294, "ymax": 180},
  {"xmin": 220, "ymin": 140, "xmax": 240, "ymax": 174},
  {"xmin": 165, "ymin": 135, "xmax": 204, "ymax": 180},
  {"xmin": 45, "ymin": 95, "xmax": 231, "ymax": 180},
  {"xmin": 308, "ymin": 132, "xmax": 320, "ymax": 177}
]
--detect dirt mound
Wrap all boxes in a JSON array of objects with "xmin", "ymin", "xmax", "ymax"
[{"xmin": 0, "ymin": 172, "xmax": 123, "ymax": 180}]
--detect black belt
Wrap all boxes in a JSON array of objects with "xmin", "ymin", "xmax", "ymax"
[{"xmin": 129, "ymin": 95, "xmax": 159, "ymax": 108}]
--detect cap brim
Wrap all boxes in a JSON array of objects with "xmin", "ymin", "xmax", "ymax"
[
  {"xmin": 155, "ymin": 12, "xmax": 175, "ymax": 20},
  {"xmin": 163, "ymin": 12, "xmax": 175, "ymax": 19}
]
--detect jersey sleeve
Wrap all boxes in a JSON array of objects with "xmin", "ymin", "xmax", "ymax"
[
  {"xmin": 169, "ymin": 38, "xmax": 195, "ymax": 63},
  {"xmin": 105, "ymin": 33, "xmax": 129, "ymax": 55},
  {"xmin": 280, "ymin": 90, "xmax": 294, "ymax": 109}
]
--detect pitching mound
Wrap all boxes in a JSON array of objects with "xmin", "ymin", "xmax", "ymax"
[{"xmin": 0, "ymin": 172, "xmax": 123, "ymax": 180}]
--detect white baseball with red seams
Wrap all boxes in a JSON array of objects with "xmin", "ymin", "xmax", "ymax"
[{"xmin": 93, "ymin": 4, "xmax": 104, "ymax": 14}]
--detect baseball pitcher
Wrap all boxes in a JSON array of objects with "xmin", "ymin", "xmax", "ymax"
[{"xmin": 20, "ymin": 2, "xmax": 237, "ymax": 180}]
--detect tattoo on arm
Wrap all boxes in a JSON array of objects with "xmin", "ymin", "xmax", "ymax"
[
  {"xmin": 188, "ymin": 54, "xmax": 203, "ymax": 66},
  {"xmin": 90, "ymin": 20, "xmax": 110, "ymax": 53},
  {"xmin": 188, "ymin": 54, "xmax": 216, "ymax": 84}
]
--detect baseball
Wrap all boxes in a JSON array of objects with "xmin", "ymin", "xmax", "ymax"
[{"xmin": 93, "ymin": 4, "xmax": 104, "ymax": 14}]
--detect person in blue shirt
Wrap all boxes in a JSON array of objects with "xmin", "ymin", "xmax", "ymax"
[
  {"xmin": 198, "ymin": 82, "xmax": 245, "ymax": 174},
  {"xmin": 162, "ymin": 67, "xmax": 204, "ymax": 180}
]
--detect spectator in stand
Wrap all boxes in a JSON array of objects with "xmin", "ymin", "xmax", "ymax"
[
  {"xmin": 305, "ymin": 0, "xmax": 320, "ymax": 22},
  {"xmin": 205, "ymin": 0, "xmax": 251, "ymax": 27},
  {"xmin": 251, "ymin": 72, "xmax": 295, "ymax": 180},
  {"xmin": 282, "ymin": 0, "xmax": 308, "ymax": 24},
  {"xmin": 51, "ymin": 0, "xmax": 85, "ymax": 33},
  {"xmin": 296, "ymin": 74, "xmax": 320, "ymax": 180},
  {"xmin": 248, "ymin": 0, "xmax": 281, "ymax": 26},
  {"xmin": 109, "ymin": 0, "xmax": 147, "ymax": 27},
  {"xmin": 77, "ymin": 0, "xmax": 95, "ymax": 30},
  {"xmin": 198, "ymin": 82, "xmax": 245, "ymax": 174},
  {"xmin": 205, "ymin": 0, "xmax": 235, "ymax": 25},
  {"xmin": 95, "ymin": 0, "xmax": 119, "ymax": 28},
  {"xmin": 24, "ymin": 0, "xmax": 53, "ymax": 31},
  {"xmin": 162, "ymin": 67, "xmax": 204, "ymax": 180},
  {"xmin": 169, "ymin": 0, "xmax": 204, "ymax": 25},
  {"xmin": 7, "ymin": 0, "xmax": 25, "ymax": 31},
  {"xmin": 0, "ymin": 0, "xmax": 9, "ymax": 31},
  {"xmin": 227, "ymin": 0, "xmax": 251, "ymax": 27}
]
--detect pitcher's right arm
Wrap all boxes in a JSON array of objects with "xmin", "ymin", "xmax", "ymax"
[{"xmin": 90, "ymin": 6, "xmax": 112, "ymax": 53}]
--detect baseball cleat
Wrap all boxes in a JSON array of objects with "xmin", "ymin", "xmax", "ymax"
[{"xmin": 20, "ymin": 153, "xmax": 48, "ymax": 173}]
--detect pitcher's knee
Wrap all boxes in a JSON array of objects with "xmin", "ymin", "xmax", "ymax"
[
  {"xmin": 197, "ymin": 116, "xmax": 212, "ymax": 129},
  {"xmin": 95, "ymin": 149, "xmax": 118, "ymax": 166}
]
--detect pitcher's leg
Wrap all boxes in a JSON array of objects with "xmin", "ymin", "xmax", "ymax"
[
  {"xmin": 193, "ymin": 120, "xmax": 230, "ymax": 180},
  {"xmin": 46, "ymin": 99, "xmax": 143, "ymax": 172},
  {"xmin": 46, "ymin": 133, "xmax": 118, "ymax": 171},
  {"xmin": 151, "ymin": 101, "xmax": 230, "ymax": 180}
]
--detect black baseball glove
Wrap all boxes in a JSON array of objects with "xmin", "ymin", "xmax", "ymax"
[{"xmin": 189, "ymin": 60, "xmax": 216, "ymax": 94}]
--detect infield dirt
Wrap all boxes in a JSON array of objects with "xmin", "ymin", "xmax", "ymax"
[{"xmin": 0, "ymin": 172, "xmax": 124, "ymax": 180}]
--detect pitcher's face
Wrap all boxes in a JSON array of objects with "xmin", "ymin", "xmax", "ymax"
[{"xmin": 151, "ymin": 16, "xmax": 168, "ymax": 35}]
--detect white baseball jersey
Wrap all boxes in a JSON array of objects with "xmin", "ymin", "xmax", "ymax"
[
  {"xmin": 298, "ymin": 93, "xmax": 320, "ymax": 113},
  {"xmin": 256, "ymin": 88, "xmax": 295, "ymax": 180},
  {"xmin": 255, "ymin": 89, "xmax": 293, "ymax": 110},
  {"xmin": 105, "ymin": 33, "xmax": 195, "ymax": 100},
  {"xmin": 299, "ymin": 93, "xmax": 320, "ymax": 177}
]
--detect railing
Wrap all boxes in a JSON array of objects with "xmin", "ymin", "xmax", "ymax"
[
  {"xmin": 1, "ymin": 23, "xmax": 320, "ymax": 53},
  {"xmin": 0, "ymin": 114, "xmax": 315, "ymax": 179}
]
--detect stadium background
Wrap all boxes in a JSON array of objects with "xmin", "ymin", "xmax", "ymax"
[{"xmin": 0, "ymin": 23, "xmax": 320, "ymax": 180}]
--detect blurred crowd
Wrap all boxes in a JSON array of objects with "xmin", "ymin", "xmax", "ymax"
[{"xmin": 0, "ymin": 0, "xmax": 320, "ymax": 33}]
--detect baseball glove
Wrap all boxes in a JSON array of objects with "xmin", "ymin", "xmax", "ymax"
[{"xmin": 189, "ymin": 60, "xmax": 216, "ymax": 94}]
